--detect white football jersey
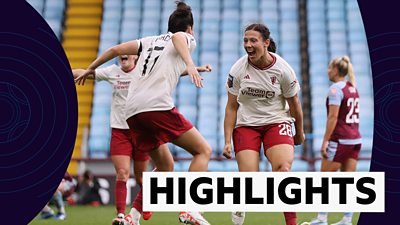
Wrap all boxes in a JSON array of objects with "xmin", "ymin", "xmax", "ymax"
[
  {"xmin": 95, "ymin": 64, "xmax": 137, "ymax": 129},
  {"xmin": 226, "ymin": 52, "xmax": 300, "ymax": 127},
  {"xmin": 125, "ymin": 32, "xmax": 196, "ymax": 119}
]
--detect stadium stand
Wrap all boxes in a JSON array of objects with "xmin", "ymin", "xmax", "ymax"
[{"xmin": 63, "ymin": 0, "xmax": 104, "ymax": 173}]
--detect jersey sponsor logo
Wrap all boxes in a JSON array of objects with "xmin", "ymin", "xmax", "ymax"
[
  {"xmin": 244, "ymin": 74, "xmax": 251, "ymax": 79},
  {"xmin": 241, "ymin": 87, "xmax": 275, "ymax": 99},
  {"xmin": 270, "ymin": 76, "xmax": 276, "ymax": 85},
  {"xmin": 115, "ymin": 80, "xmax": 131, "ymax": 90},
  {"xmin": 227, "ymin": 74, "xmax": 234, "ymax": 88},
  {"xmin": 266, "ymin": 91, "xmax": 275, "ymax": 98}
]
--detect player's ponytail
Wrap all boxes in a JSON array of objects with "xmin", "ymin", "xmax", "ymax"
[
  {"xmin": 268, "ymin": 37, "xmax": 276, "ymax": 53},
  {"xmin": 346, "ymin": 59, "xmax": 356, "ymax": 87},
  {"xmin": 168, "ymin": 1, "xmax": 193, "ymax": 33},
  {"xmin": 337, "ymin": 56, "xmax": 356, "ymax": 87}
]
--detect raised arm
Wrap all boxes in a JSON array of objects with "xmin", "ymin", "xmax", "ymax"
[
  {"xmin": 286, "ymin": 94, "xmax": 305, "ymax": 146},
  {"xmin": 172, "ymin": 32, "xmax": 203, "ymax": 88},
  {"xmin": 223, "ymin": 92, "xmax": 239, "ymax": 159},
  {"xmin": 181, "ymin": 64, "xmax": 213, "ymax": 76},
  {"xmin": 74, "ymin": 40, "xmax": 139, "ymax": 85}
]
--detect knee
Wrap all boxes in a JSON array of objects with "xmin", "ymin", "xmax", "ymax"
[
  {"xmin": 277, "ymin": 163, "xmax": 292, "ymax": 172},
  {"xmin": 116, "ymin": 168, "xmax": 130, "ymax": 181},
  {"xmin": 200, "ymin": 144, "xmax": 212, "ymax": 159}
]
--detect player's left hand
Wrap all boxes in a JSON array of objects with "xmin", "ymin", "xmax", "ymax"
[{"xmin": 294, "ymin": 131, "xmax": 305, "ymax": 145}]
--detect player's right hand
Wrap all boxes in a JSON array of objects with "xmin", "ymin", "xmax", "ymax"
[
  {"xmin": 223, "ymin": 143, "xmax": 233, "ymax": 159},
  {"xmin": 187, "ymin": 64, "xmax": 203, "ymax": 88},
  {"xmin": 75, "ymin": 68, "xmax": 95, "ymax": 85}
]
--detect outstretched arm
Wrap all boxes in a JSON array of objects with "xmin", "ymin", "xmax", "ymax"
[
  {"xmin": 172, "ymin": 32, "xmax": 203, "ymax": 88},
  {"xmin": 72, "ymin": 69, "xmax": 95, "ymax": 81},
  {"xmin": 75, "ymin": 40, "xmax": 139, "ymax": 85}
]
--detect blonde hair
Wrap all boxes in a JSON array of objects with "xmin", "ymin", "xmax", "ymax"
[{"xmin": 330, "ymin": 56, "xmax": 356, "ymax": 87}]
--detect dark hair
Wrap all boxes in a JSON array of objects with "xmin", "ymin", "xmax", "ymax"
[
  {"xmin": 83, "ymin": 170, "xmax": 93, "ymax": 180},
  {"xmin": 245, "ymin": 23, "xmax": 276, "ymax": 53},
  {"xmin": 167, "ymin": 1, "xmax": 193, "ymax": 33}
]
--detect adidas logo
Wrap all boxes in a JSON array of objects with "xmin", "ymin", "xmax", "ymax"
[{"xmin": 244, "ymin": 74, "xmax": 250, "ymax": 79}]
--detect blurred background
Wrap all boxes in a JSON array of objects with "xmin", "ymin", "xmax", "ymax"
[{"xmin": 26, "ymin": 0, "xmax": 373, "ymax": 204}]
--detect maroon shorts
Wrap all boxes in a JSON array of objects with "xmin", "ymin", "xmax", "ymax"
[
  {"xmin": 126, "ymin": 107, "xmax": 193, "ymax": 153},
  {"xmin": 327, "ymin": 141, "xmax": 361, "ymax": 163},
  {"xmin": 110, "ymin": 128, "xmax": 150, "ymax": 161},
  {"xmin": 233, "ymin": 122, "xmax": 294, "ymax": 154}
]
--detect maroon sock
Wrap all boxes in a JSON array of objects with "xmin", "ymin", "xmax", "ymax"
[
  {"xmin": 115, "ymin": 180, "xmax": 127, "ymax": 214},
  {"xmin": 132, "ymin": 188, "xmax": 143, "ymax": 214},
  {"xmin": 283, "ymin": 212, "xmax": 297, "ymax": 225}
]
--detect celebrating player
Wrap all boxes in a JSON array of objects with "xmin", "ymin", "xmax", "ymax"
[
  {"xmin": 75, "ymin": 2, "xmax": 213, "ymax": 225},
  {"xmin": 223, "ymin": 23, "xmax": 305, "ymax": 225},
  {"xmin": 74, "ymin": 53, "xmax": 211, "ymax": 225},
  {"xmin": 307, "ymin": 56, "xmax": 361, "ymax": 225},
  {"xmin": 73, "ymin": 55, "xmax": 162, "ymax": 223}
]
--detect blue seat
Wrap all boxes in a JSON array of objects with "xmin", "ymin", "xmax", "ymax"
[
  {"xmin": 357, "ymin": 161, "xmax": 371, "ymax": 172},
  {"xmin": 291, "ymin": 159, "xmax": 310, "ymax": 172},
  {"xmin": 103, "ymin": 9, "xmax": 121, "ymax": 21},
  {"xmin": 208, "ymin": 160, "xmax": 226, "ymax": 171},
  {"xmin": 223, "ymin": 0, "xmax": 239, "ymax": 8},
  {"xmin": 104, "ymin": 0, "xmax": 122, "ymax": 9},
  {"xmin": 178, "ymin": 105, "xmax": 197, "ymax": 125},
  {"xmin": 89, "ymin": 136, "xmax": 110, "ymax": 155},
  {"xmin": 198, "ymin": 94, "xmax": 219, "ymax": 108},
  {"xmin": 224, "ymin": 161, "xmax": 239, "ymax": 172}
]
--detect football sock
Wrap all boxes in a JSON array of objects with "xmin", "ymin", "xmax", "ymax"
[
  {"xmin": 54, "ymin": 190, "xmax": 65, "ymax": 214},
  {"xmin": 132, "ymin": 188, "xmax": 143, "ymax": 213},
  {"xmin": 115, "ymin": 180, "xmax": 127, "ymax": 214},
  {"xmin": 283, "ymin": 212, "xmax": 296, "ymax": 225}
]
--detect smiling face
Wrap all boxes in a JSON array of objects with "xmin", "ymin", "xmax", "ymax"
[
  {"xmin": 119, "ymin": 55, "xmax": 138, "ymax": 72},
  {"xmin": 243, "ymin": 30, "xmax": 270, "ymax": 65}
]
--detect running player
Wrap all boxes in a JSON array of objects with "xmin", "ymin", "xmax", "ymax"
[
  {"xmin": 223, "ymin": 23, "xmax": 305, "ymax": 225},
  {"xmin": 307, "ymin": 56, "xmax": 361, "ymax": 225}
]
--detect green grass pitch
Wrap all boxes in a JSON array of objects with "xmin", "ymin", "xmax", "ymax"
[{"xmin": 29, "ymin": 205, "xmax": 360, "ymax": 225}]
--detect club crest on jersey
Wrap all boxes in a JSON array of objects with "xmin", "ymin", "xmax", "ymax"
[
  {"xmin": 270, "ymin": 76, "xmax": 276, "ymax": 85},
  {"xmin": 266, "ymin": 91, "xmax": 275, "ymax": 98},
  {"xmin": 244, "ymin": 74, "xmax": 251, "ymax": 79},
  {"xmin": 116, "ymin": 74, "xmax": 120, "ymax": 78}
]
